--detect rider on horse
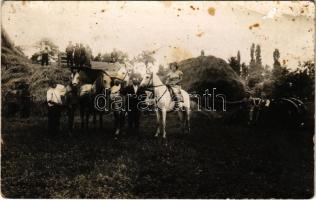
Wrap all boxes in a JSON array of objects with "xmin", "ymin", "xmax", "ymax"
[{"xmin": 165, "ymin": 62, "xmax": 183, "ymax": 110}]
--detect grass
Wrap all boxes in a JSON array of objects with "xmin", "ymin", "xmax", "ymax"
[{"xmin": 1, "ymin": 110, "xmax": 314, "ymax": 198}]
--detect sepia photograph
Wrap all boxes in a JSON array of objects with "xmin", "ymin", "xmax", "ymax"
[{"xmin": 1, "ymin": 1, "xmax": 315, "ymax": 198}]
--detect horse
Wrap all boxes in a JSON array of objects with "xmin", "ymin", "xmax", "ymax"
[
  {"xmin": 70, "ymin": 68, "xmax": 111, "ymax": 130},
  {"xmin": 139, "ymin": 71, "xmax": 191, "ymax": 140},
  {"xmin": 269, "ymin": 97, "xmax": 306, "ymax": 129}
]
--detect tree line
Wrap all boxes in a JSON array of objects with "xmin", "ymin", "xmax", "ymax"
[{"xmin": 228, "ymin": 43, "xmax": 314, "ymax": 100}]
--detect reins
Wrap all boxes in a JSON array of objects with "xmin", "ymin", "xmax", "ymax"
[{"xmin": 144, "ymin": 73, "xmax": 169, "ymax": 104}]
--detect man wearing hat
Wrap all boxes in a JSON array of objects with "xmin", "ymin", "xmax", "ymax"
[
  {"xmin": 123, "ymin": 73, "xmax": 145, "ymax": 134},
  {"xmin": 46, "ymin": 80, "xmax": 65, "ymax": 134}
]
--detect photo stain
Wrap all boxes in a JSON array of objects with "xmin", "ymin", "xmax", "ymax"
[
  {"xmin": 169, "ymin": 47, "xmax": 192, "ymax": 61},
  {"xmin": 101, "ymin": 9, "xmax": 105, "ymax": 13},
  {"xmin": 162, "ymin": 1, "xmax": 172, "ymax": 8},
  {"xmin": 190, "ymin": 5, "xmax": 196, "ymax": 10},
  {"xmin": 208, "ymin": 7, "xmax": 216, "ymax": 16},
  {"xmin": 249, "ymin": 23, "xmax": 260, "ymax": 30},
  {"xmin": 196, "ymin": 32, "xmax": 204, "ymax": 37},
  {"xmin": 10, "ymin": 4, "xmax": 16, "ymax": 14}
]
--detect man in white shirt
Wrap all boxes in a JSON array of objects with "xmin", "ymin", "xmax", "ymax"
[{"xmin": 47, "ymin": 80, "xmax": 64, "ymax": 133}]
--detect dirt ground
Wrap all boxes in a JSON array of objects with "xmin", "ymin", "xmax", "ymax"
[{"xmin": 1, "ymin": 110, "xmax": 314, "ymax": 198}]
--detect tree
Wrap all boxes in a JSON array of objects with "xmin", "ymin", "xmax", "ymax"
[
  {"xmin": 273, "ymin": 48, "xmax": 280, "ymax": 64},
  {"xmin": 133, "ymin": 50, "xmax": 156, "ymax": 66},
  {"xmin": 228, "ymin": 56, "xmax": 240, "ymax": 75},
  {"xmin": 255, "ymin": 44, "xmax": 262, "ymax": 66},
  {"xmin": 241, "ymin": 62, "xmax": 248, "ymax": 79},
  {"xmin": 94, "ymin": 53, "xmax": 102, "ymax": 61},
  {"xmin": 272, "ymin": 49, "xmax": 282, "ymax": 80},
  {"xmin": 250, "ymin": 43, "xmax": 255, "ymax": 66},
  {"xmin": 237, "ymin": 50, "xmax": 241, "ymax": 66},
  {"xmin": 101, "ymin": 53, "xmax": 112, "ymax": 62},
  {"xmin": 249, "ymin": 43, "xmax": 256, "ymax": 75},
  {"xmin": 101, "ymin": 49, "xmax": 128, "ymax": 63}
]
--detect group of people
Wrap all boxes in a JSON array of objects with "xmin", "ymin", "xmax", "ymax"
[
  {"xmin": 46, "ymin": 59, "xmax": 185, "ymax": 135},
  {"xmin": 66, "ymin": 41, "xmax": 92, "ymax": 68}
]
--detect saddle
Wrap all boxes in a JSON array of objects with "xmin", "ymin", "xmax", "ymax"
[{"xmin": 166, "ymin": 85, "xmax": 183, "ymax": 102}]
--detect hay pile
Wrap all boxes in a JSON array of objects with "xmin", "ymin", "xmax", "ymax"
[
  {"xmin": 1, "ymin": 29, "xmax": 71, "ymax": 102},
  {"xmin": 1, "ymin": 30, "xmax": 33, "ymax": 96},
  {"xmin": 29, "ymin": 66, "xmax": 71, "ymax": 102},
  {"xmin": 179, "ymin": 55, "xmax": 245, "ymax": 101}
]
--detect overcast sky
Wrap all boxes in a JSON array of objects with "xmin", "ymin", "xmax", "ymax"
[{"xmin": 2, "ymin": 1, "xmax": 315, "ymax": 69}]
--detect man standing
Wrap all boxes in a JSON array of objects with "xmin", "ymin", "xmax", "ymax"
[
  {"xmin": 41, "ymin": 46, "xmax": 49, "ymax": 66},
  {"xmin": 79, "ymin": 43, "xmax": 86, "ymax": 67},
  {"xmin": 74, "ymin": 43, "xmax": 80, "ymax": 67},
  {"xmin": 123, "ymin": 73, "xmax": 145, "ymax": 134},
  {"xmin": 65, "ymin": 41, "xmax": 74, "ymax": 67},
  {"xmin": 47, "ymin": 80, "xmax": 64, "ymax": 134},
  {"xmin": 85, "ymin": 44, "xmax": 92, "ymax": 68}
]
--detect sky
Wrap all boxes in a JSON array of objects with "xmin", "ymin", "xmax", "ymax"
[{"xmin": 2, "ymin": 1, "xmax": 315, "ymax": 69}]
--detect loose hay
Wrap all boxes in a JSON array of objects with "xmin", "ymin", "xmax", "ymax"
[{"xmin": 29, "ymin": 66, "xmax": 71, "ymax": 102}]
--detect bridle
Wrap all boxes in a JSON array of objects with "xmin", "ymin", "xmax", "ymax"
[{"xmin": 144, "ymin": 73, "xmax": 168, "ymax": 104}]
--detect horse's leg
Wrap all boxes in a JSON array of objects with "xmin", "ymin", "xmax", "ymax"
[
  {"xmin": 114, "ymin": 111, "xmax": 120, "ymax": 135},
  {"xmin": 99, "ymin": 113, "xmax": 103, "ymax": 129},
  {"xmin": 161, "ymin": 108, "xmax": 167, "ymax": 139},
  {"xmin": 177, "ymin": 110, "xmax": 185, "ymax": 134},
  {"xmin": 120, "ymin": 111, "xmax": 126, "ymax": 134},
  {"xmin": 80, "ymin": 105, "xmax": 84, "ymax": 129},
  {"xmin": 155, "ymin": 110, "xmax": 160, "ymax": 137},
  {"xmin": 85, "ymin": 107, "xmax": 90, "ymax": 130},
  {"xmin": 93, "ymin": 110, "xmax": 97, "ymax": 130},
  {"xmin": 67, "ymin": 105, "xmax": 74, "ymax": 133},
  {"xmin": 185, "ymin": 107, "xmax": 191, "ymax": 134}
]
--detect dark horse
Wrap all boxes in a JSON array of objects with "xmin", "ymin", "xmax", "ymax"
[
  {"xmin": 227, "ymin": 97, "xmax": 306, "ymax": 130},
  {"xmin": 268, "ymin": 97, "xmax": 306, "ymax": 129},
  {"xmin": 68, "ymin": 67, "xmax": 112, "ymax": 131}
]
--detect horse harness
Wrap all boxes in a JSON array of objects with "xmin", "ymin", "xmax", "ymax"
[{"xmin": 145, "ymin": 74, "xmax": 169, "ymax": 104}]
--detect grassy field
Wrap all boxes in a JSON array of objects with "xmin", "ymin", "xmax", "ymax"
[{"xmin": 1, "ymin": 110, "xmax": 314, "ymax": 198}]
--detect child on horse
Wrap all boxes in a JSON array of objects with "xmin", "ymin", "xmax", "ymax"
[{"xmin": 165, "ymin": 62, "xmax": 183, "ymax": 110}]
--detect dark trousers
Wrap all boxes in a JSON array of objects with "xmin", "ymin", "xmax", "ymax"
[
  {"xmin": 127, "ymin": 110, "xmax": 140, "ymax": 132},
  {"xmin": 74, "ymin": 55, "xmax": 80, "ymax": 67},
  {"xmin": 48, "ymin": 105, "xmax": 61, "ymax": 133},
  {"xmin": 67, "ymin": 53, "xmax": 73, "ymax": 67},
  {"xmin": 41, "ymin": 53, "xmax": 49, "ymax": 66}
]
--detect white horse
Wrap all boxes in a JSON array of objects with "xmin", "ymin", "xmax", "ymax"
[{"xmin": 140, "ymin": 71, "xmax": 191, "ymax": 139}]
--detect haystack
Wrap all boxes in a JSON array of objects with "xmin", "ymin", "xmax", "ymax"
[
  {"xmin": 29, "ymin": 66, "xmax": 71, "ymax": 102},
  {"xmin": 179, "ymin": 55, "xmax": 245, "ymax": 101}
]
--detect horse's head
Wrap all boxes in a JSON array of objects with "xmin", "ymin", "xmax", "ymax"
[
  {"xmin": 92, "ymin": 72, "xmax": 112, "ymax": 94},
  {"xmin": 116, "ymin": 65, "xmax": 130, "ymax": 84},
  {"xmin": 71, "ymin": 71, "xmax": 80, "ymax": 87},
  {"xmin": 101, "ymin": 72, "xmax": 112, "ymax": 90},
  {"xmin": 140, "ymin": 72, "xmax": 153, "ymax": 88}
]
